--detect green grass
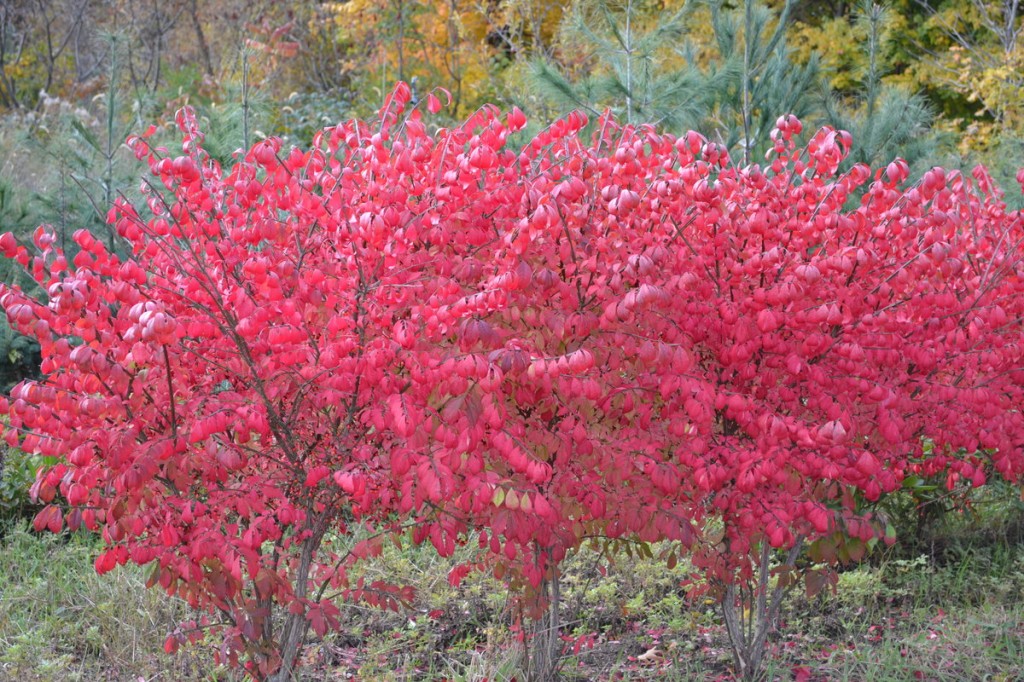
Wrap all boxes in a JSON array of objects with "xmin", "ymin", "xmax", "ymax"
[
  {"xmin": 0, "ymin": 523, "xmax": 231, "ymax": 681},
  {"xmin": 815, "ymin": 601, "xmax": 1023, "ymax": 681}
]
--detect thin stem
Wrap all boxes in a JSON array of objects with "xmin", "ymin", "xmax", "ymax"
[
  {"xmin": 242, "ymin": 52, "xmax": 250, "ymax": 151},
  {"xmin": 625, "ymin": 0, "xmax": 633, "ymax": 125},
  {"xmin": 162, "ymin": 345, "xmax": 177, "ymax": 439},
  {"xmin": 742, "ymin": 0, "xmax": 753, "ymax": 166}
]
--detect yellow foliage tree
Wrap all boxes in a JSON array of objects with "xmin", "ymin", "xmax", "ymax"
[
  {"xmin": 888, "ymin": 0, "xmax": 1023, "ymax": 151},
  {"xmin": 320, "ymin": 0, "xmax": 567, "ymax": 116}
]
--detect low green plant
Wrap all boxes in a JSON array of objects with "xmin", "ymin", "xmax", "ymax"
[
  {"xmin": 0, "ymin": 447, "xmax": 42, "ymax": 528},
  {"xmin": 820, "ymin": 601, "xmax": 1024, "ymax": 682},
  {"xmin": 275, "ymin": 89, "xmax": 355, "ymax": 146},
  {"xmin": 0, "ymin": 523, "xmax": 227, "ymax": 681}
]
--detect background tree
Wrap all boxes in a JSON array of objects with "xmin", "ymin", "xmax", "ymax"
[
  {"xmin": 530, "ymin": 1, "xmax": 712, "ymax": 129},
  {"xmin": 913, "ymin": 0, "xmax": 1023, "ymax": 142},
  {"xmin": 532, "ymin": 0, "xmax": 821, "ymax": 161},
  {"xmin": 819, "ymin": 1, "xmax": 941, "ymax": 173},
  {"xmin": 310, "ymin": 0, "xmax": 509, "ymax": 117}
]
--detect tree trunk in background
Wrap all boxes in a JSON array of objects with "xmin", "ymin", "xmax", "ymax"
[{"xmin": 189, "ymin": 0, "xmax": 213, "ymax": 75}]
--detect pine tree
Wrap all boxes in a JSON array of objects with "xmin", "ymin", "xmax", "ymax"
[
  {"xmin": 531, "ymin": 0, "xmax": 823, "ymax": 162},
  {"xmin": 193, "ymin": 50, "xmax": 269, "ymax": 167},
  {"xmin": 706, "ymin": 0, "xmax": 821, "ymax": 163},
  {"xmin": 0, "ymin": 36, "xmax": 137, "ymax": 396},
  {"xmin": 819, "ymin": 1, "xmax": 941, "ymax": 173},
  {"xmin": 531, "ymin": 0, "xmax": 714, "ymax": 130}
]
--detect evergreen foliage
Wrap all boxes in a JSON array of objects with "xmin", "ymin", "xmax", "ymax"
[
  {"xmin": 819, "ymin": 1, "xmax": 942, "ymax": 172},
  {"xmin": 531, "ymin": 1, "xmax": 712, "ymax": 130},
  {"xmin": 532, "ymin": 0, "xmax": 822, "ymax": 161},
  {"xmin": 706, "ymin": 0, "xmax": 821, "ymax": 162}
]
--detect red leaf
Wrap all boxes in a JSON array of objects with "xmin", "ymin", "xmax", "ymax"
[{"xmin": 164, "ymin": 635, "xmax": 179, "ymax": 654}]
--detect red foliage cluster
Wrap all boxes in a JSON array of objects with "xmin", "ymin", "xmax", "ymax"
[{"xmin": 2, "ymin": 83, "xmax": 1023, "ymax": 676}]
